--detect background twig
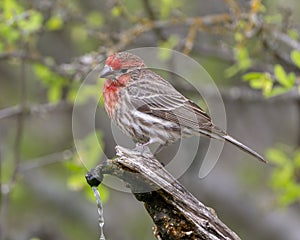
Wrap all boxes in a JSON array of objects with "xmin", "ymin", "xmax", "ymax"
[{"xmin": 0, "ymin": 45, "xmax": 27, "ymax": 240}]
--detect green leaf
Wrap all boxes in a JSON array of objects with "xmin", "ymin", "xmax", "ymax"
[
  {"xmin": 160, "ymin": 0, "xmax": 173, "ymax": 18},
  {"xmin": 266, "ymin": 86, "xmax": 287, "ymax": 97},
  {"xmin": 234, "ymin": 32, "xmax": 243, "ymax": 42},
  {"xmin": 291, "ymin": 50, "xmax": 300, "ymax": 69},
  {"xmin": 237, "ymin": 48, "xmax": 252, "ymax": 70},
  {"xmin": 242, "ymin": 72, "xmax": 276, "ymax": 97},
  {"xmin": 273, "ymin": 64, "xmax": 295, "ymax": 90},
  {"xmin": 274, "ymin": 64, "xmax": 290, "ymax": 88},
  {"xmin": 77, "ymin": 131, "xmax": 104, "ymax": 170},
  {"xmin": 224, "ymin": 64, "xmax": 240, "ymax": 78},
  {"xmin": 288, "ymin": 72, "xmax": 296, "ymax": 85},
  {"xmin": 1, "ymin": 26, "xmax": 20, "ymax": 44},
  {"xmin": 158, "ymin": 35, "xmax": 179, "ymax": 60},
  {"xmin": 268, "ymin": 145, "xmax": 300, "ymax": 207},
  {"xmin": 3, "ymin": 0, "xmax": 22, "ymax": 19},
  {"xmin": 262, "ymin": 80, "xmax": 273, "ymax": 97},
  {"xmin": 64, "ymin": 161, "xmax": 84, "ymax": 172},
  {"xmin": 87, "ymin": 12, "xmax": 103, "ymax": 28},
  {"xmin": 288, "ymin": 29, "xmax": 299, "ymax": 40},
  {"xmin": 46, "ymin": 15, "xmax": 64, "ymax": 30},
  {"xmin": 18, "ymin": 10, "xmax": 43, "ymax": 34},
  {"xmin": 34, "ymin": 63, "xmax": 66, "ymax": 85},
  {"xmin": 33, "ymin": 63, "xmax": 68, "ymax": 103},
  {"xmin": 249, "ymin": 78, "xmax": 264, "ymax": 89},
  {"xmin": 243, "ymin": 72, "xmax": 265, "ymax": 81},
  {"xmin": 111, "ymin": 6, "xmax": 121, "ymax": 17},
  {"xmin": 278, "ymin": 184, "xmax": 300, "ymax": 207},
  {"xmin": 266, "ymin": 148, "xmax": 288, "ymax": 166},
  {"xmin": 226, "ymin": 48, "xmax": 252, "ymax": 78},
  {"xmin": 34, "ymin": 64, "xmax": 53, "ymax": 83},
  {"xmin": 67, "ymin": 173, "xmax": 86, "ymax": 191},
  {"xmin": 48, "ymin": 84, "xmax": 61, "ymax": 103}
]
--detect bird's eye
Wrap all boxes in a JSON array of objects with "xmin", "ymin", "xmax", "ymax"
[{"xmin": 120, "ymin": 68, "xmax": 128, "ymax": 73}]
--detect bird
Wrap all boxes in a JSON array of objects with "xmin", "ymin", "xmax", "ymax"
[{"xmin": 100, "ymin": 51, "xmax": 266, "ymax": 163}]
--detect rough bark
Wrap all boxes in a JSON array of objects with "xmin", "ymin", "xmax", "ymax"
[{"xmin": 86, "ymin": 146, "xmax": 241, "ymax": 240}]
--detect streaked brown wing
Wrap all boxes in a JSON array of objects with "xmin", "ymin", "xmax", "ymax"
[
  {"xmin": 126, "ymin": 69, "xmax": 266, "ymax": 162},
  {"xmin": 126, "ymin": 70, "xmax": 216, "ymax": 134}
]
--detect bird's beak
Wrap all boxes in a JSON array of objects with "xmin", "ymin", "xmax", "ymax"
[{"xmin": 100, "ymin": 65, "xmax": 114, "ymax": 78}]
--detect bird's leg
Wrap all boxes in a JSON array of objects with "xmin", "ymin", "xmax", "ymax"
[
  {"xmin": 133, "ymin": 142, "xmax": 145, "ymax": 153},
  {"xmin": 134, "ymin": 141, "xmax": 153, "ymax": 157},
  {"xmin": 153, "ymin": 144, "xmax": 165, "ymax": 155},
  {"xmin": 133, "ymin": 142, "xmax": 165, "ymax": 167},
  {"xmin": 152, "ymin": 144, "xmax": 167, "ymax": 167}
]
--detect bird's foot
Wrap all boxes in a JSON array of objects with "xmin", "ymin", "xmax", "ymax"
[{"xmin": 133, "ymin": 142, "xmax": 153, "ymax": 158}]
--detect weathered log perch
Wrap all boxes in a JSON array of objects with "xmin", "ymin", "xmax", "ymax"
[{"xmin": 86, "ymin": 146, "xmax": 241, "ymax": 240}]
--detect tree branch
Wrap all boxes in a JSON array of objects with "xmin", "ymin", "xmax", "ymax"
[
  {"xmin": 18, "ymin": 148, "xmax": 75, "ymax": 173},
  {"xmin": 142, "ymin": 0, "xmax": 167, "ymax": 41},
  {"xmin": 0, "ymin": 101, "xmax": 71, "ymax": 120},
  {"xmin": 86, "ymin": 146, "xmax": 241, "ymax": 240},
  {"xmin": 0, "ymin": 47, "xmax": 27, "ymax": 240}
]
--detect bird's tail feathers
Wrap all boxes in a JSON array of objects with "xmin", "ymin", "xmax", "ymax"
[
  {"xmin": 199, "ymin": 128, "xmax": 266, "ymax": 163},
  {"xmin": 223, "ymin": 134, "xmax": 266, "ymax": 163}
]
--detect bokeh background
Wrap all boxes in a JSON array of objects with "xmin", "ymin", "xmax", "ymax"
[{"xmin": 1, "ymin": 0, "xmax": 300, "ymax": 239}]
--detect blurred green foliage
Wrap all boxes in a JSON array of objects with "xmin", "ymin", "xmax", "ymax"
[
  {"xmin": 237, "ymin": 4, "xmax": 300, "ymax": 206},
  {"xmin": 0, "ymin": 0, "xmax": 42, "ymax": 49},
  {"xmin": 267, "ymin": 145, "xmax": 300, "ymax": 207},
  {"xmin": 291, "ymin": 50, "xmax": 300, "ymax": 68},
  {"xmin": 34, "ymin": 63, "xmax": 69, "ymax": 103},
  {"xmin": 159, "ymin": 0, "xmax": 182, "ymax": 19},
  {"xmin": 242, "ymin": 49, "xmax": 299, "ymax": 97},
  {"xmin": 158, "ymin": 35, "xmax": 180, "ymax": 60},
  {"xmin": 46, "ymin": 15, "xmax": 64, "ymax": 31},
  {"xmin": 64, "ymin": 131, "xmax": 109, "ymax": 202},
  {"xmin": 0, "ymin": 1, "xmax": 109, "ymax": 238}
]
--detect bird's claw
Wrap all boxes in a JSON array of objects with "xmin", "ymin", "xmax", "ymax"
[{"xmin": 133, "ymin": 143, "xmax": 153, "ymax": 158}]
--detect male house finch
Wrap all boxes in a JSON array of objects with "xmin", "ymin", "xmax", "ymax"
[{"xmin": 100, "ymin": 52, "xmax": 266, "ymax": 163}]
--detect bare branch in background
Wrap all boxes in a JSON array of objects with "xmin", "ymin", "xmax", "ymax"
[
  {"xmin": 112, "ymin": 13, "xmax": 232, "ymax": 52},
  {"xmin": 19, "ymin": 148, "xmax": 75, "ymax": 173},
  {"xmin": 142, "ymin": 0, "xmax": 167, "ymax": 41},
  {"xmin": 0, "ymin": 102, "xmax": 71, "ymax": 120},
  {"xmin": 0, "ymin": 45, "xmax": 27, "ymax": 240}
]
